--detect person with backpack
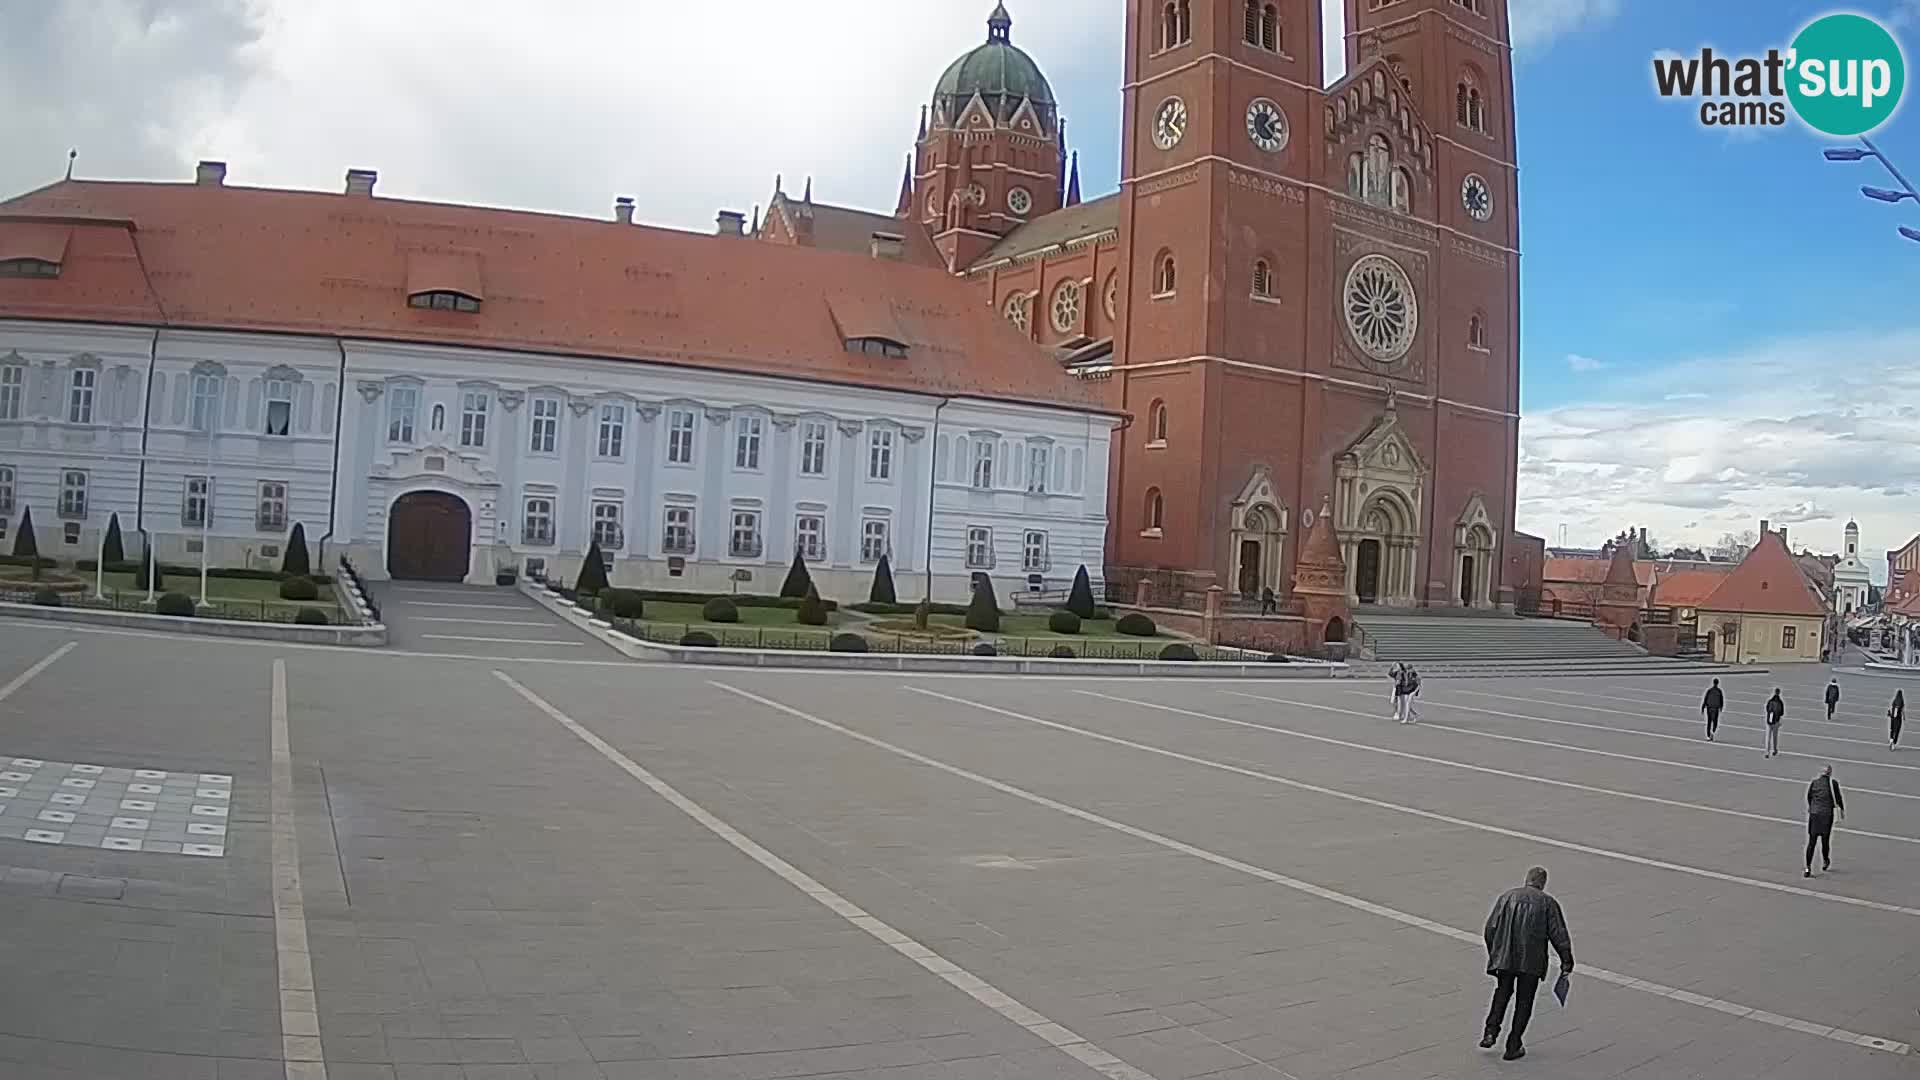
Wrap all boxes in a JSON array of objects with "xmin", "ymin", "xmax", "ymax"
[
  {"xmin": 1764, "ymin": 689, "xmax": 1785, "ymax": 758},
  {"xmin": 1825, "ymin": 679, "xmax": 1841, "ymax": 721},
  {"xmin": 1891, "ymin": 690, "xmax": 1905, "ymax": 750},
  {"xmin": 1404, "ymin": 665, "xmax": 1422, "ymax": 724},
  {"xmin": 1701, "ymin": 679, "xmax": 1724, "ymax": 741},
  {"xmin": 1387, "ymin": 664, "xmax": 1408, "ymax": 721}
]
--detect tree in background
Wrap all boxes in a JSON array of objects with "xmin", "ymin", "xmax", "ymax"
[
  {"xmin": 282, "ymin": 522, "xmax": 311, "ymax": 578},
  {"xmin": 1066, "ymin": 565, "xmax": 1096, "ymax": 618},
  {"xmin": 868, "ymin": 554, "xmax": 897, "ymax": 605},
  {"xmin": 574, "ymin": 540, "xmax": 609, "ymax": 595},
  {"xmin": 780, "ymin": 550, "xmax": 814, "ymax": 599},
  {"xmin": 12, "ymin": 506, "xmax": 39, "ymax": 581},
  {"xmin": 1712, "ymin": 530, "xmax": 1757, "ymax": 562},
  {"xmin": 102, "ymin": 513, "xmax": 126, "ymax": 565}
]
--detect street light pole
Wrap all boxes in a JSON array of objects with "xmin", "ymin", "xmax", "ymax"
[
  {"xmin": 199, "ymin": 423, "xmax": 213, "ymax": 607},
  {"xmin": 1823, "ymin": 138, "xmax": 1920, "ymax": 244}
]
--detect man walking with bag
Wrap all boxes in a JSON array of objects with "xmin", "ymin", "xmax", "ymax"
[
  {"xmin": 1480, "ymin": 866, "xmax": 1574, "ymax": 1062},
  {"xmin": 1764, "ymin": 689, "xmax": 1785, "ymax": 758},
  {"xmin": 1825, "ymin": 678, "xmax": 1841, "ymax": 721},
  {"xmin": 1701, "ymin": 679, "xmax": 1724, "ymax": 741},
  {"xmin": 1805, "ymin": 765, "xmax": 1845, "ymax": 877}
]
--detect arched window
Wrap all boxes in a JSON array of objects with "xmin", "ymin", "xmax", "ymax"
[
  {"xmin": 1145, "ymin": 487, "xmax": 1165, "ymax": 532},
  {"xmin": 1153, "ymin": 250, "xmax": 1177, "ymax": 295},
  {"xmin": 1469, "ymin": 313, "xmax": 1487, "ymax": 349},
  {"xmin": 1149, "ymin": 400, "xmax": 1169, "ymax": 443},
  {"xmin": 1390, "ymin": 167, "xmax": 1411, "ymax": 214},
  {"xmin": 1458, "ymin": 72, "xmax": 1487, "ymax": 133},
  {"xmin": 431, "ymin": 403, "xmax": 446, "ymax": 432},
  {"xmin": 1161, "ymin": 0, "xmax": 1190, "ymax": 49},
  {"xmin": 1252, "ymin": 259, "xmax": 1273, "ymax": 298},
  {"xmin": 1456, "ymin": 82, "xmax": 1471, "ymax": 127},
  {"xmin": 1262, "ymin": 5, "xmax": 1280, "ymax": 51},
  {"xmin": 1244, "ymin": 0, "xmax": 1259, "ymax": 44},
  {"xmin": 1470, "ymin": 89, "xmax": 1486, "ymax": 132}
]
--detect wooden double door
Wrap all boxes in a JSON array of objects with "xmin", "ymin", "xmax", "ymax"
[{"xmin": 387, "ymin": 491, "xmax": 472, "ymax": 582}]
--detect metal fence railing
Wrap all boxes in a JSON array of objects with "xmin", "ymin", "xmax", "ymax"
[
  {"xmin": 600, "ymin": 615, "xmax": 1283, "ymax": 662},
  {"xmin": 0, "ymin": 585, "xmax": 322, "ymax": 625}
]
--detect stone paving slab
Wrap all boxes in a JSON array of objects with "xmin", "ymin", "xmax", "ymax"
[{"xmin": 0, "ymin": 754, "xmax": 230, "ymax": 856}]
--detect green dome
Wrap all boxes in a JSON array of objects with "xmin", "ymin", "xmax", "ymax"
[{"xmin": 932, "ymin": 5, "xmax": 1057, "ymax": 125}]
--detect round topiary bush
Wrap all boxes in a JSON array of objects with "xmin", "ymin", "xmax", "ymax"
[
  {"xmin": 702, "ymin": 597, "xmax": 740, "ymax": 623},
  {"xmin": 1265, "ymin": 652, "xmax": 1291, "ymax": 664},
  {"xmin": 278, "ymin": 576, "xmax": 319, "ymax": 601},
  {"xmin": 680, "ymin": 630, "xmax": 719, "ymax": 647},
  {"xmin": 31, "ymin": 587, "xmax": 61, "ymax": 607},
  {"xmin": 155, "ymin": 592, "xmax": 197, "ymax": 618},
  {"xmin": 598, "ymin": 588, "xmax": 645, "ymax": 619},
  {"xmin": 829, "ymin": 633, "xmax": 869, "ymax": 653},
  {"xmin": 1158, "ymin": 643, "xmax": 1199, "ymax": 661},
  {"xmin": 294, "ymin": 607, "xmax": 330, "ymax": 626},
  {"xmin": 972, "ymin": 642, "xmax": 998, "ymax": 657},
  {"xmin": 1048, "ymin": 610, "xmax": 1082, "ymax": 635},
  {"xmin": 796, "ymin": 586, "xmax": 829, "ymax": 627},
  {"xmin": 1115, "ymin": 612, "xmax": 1157, "ymax": 637},
  {"xmin": 1049, "ymin": 645, "xmax": 1076, "ymax": 658}
]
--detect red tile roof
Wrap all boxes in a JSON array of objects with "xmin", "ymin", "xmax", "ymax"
[
  {"xmin": 1650, "ymin": 569, "xmax": 1731, "ymax": 609},
  {"xmin": 1544, "ymin": 556, "xmax": 1654, "ymax": 588},
  {"xmin": 0, "ymin": 179, "xmax": 1106, "ymax": 412},
  {"xmin": 0, "ymin": 222, "xmax": 72, "ymax": 264},
  {"xmin": 405, "ymin": 251, "xmax": 484, "ymax": 300},
  {"xmin": 1699, "ymin": 531, "xmax": 1829, "ymax": 618}
]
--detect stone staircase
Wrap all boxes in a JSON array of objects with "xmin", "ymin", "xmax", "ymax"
[{"xmin": 1353, "ymin": 613, "xmax": 1742, "ymax": 677}]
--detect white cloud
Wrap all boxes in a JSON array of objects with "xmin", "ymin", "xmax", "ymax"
[
  {"xmin": 1520, "ymin": 328, "xmax": 1920, "ymax": 581},
  {"xmin": 1566, "ymin": 353, "xmax": 1610, "ymax": 373},
  {"xmin": 1512, "ymin": 0, "xmax": 1622, "ymax": 52}
]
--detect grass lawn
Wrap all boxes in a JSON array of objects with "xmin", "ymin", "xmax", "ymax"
[
  {"xmin": 922, "ymin": 612, "xmax": 1166, "ymax": 642},
  {"xmin": 94, "ymin": 572, "xmax": 336, "ymax": 607},
  {"xmin": 620, "ymin": 600, "xmax": 846, "ymax": 635}
]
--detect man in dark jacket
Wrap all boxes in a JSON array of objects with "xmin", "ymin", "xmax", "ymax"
[
  {"xmin": 1805, "ymin": 765, "xmax": 1845, "ymax": 877},
  {"xmin": 1701, "ymin": 679, "xmax": 1724, "ymax": 741},
  {"xmin": 1764, "ymin": 690, "xmax": 1785, "ymax": 758},
  {"xmin": 1480, "ymin": 866, "xmax": 1574, "ymax": 1061},
  {"xmin": 1825, "ymin": 679, "xmax": 1841, "ymax": 721}
]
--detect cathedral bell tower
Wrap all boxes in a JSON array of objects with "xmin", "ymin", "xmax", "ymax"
[{"xmin": 916, "ymin": 4, "xmax": 1065, "ymax": 271}]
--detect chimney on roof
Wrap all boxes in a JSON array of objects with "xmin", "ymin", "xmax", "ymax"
[
  {"xmin": 716, "ymin": 210, "xmax": 746, "ymax": 237},
  {"xmin": 614, "ymin": 196, "xmax": 635, "ymax": 225},
  {"xmin": 870, "ymin": 232, "xmax": 905, "ymax": 260},
  {"xmin": 195, "ymin": 160, "xmax": 227, "ymax": 187},
  {"xmin": 1639, "ymin": 527, "xmax": 1648, "ymax": 552},
  {"xmin": 1760, "ymin": 519, "xmax": 1770, "ymax": 537},
  {"xmin": 345, "ymin": 169, "xmax": 378, "ymax": 197}
]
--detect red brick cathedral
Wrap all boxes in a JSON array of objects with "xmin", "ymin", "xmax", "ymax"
[{"xmin": 760, "ymin": 0, "xmax": 1520, "ymax": 612}]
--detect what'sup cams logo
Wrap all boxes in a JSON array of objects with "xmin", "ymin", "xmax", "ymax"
[{"xmin": 1654, "ymin": 12, "xmax": 1906, "ymax": 135}]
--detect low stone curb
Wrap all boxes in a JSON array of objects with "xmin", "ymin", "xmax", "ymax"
[
  {"xmin": 0, "ymin": 598, "xmax": 387, "ymax": 646},
  {"xmin": 521, "ymin": 582, "xmax": 1345, "ymax": 678}
]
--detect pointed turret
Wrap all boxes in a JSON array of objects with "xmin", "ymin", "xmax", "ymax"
[
  {"xmin": 895, "ymin": 155, "xmax": 914, "ymax": 217},
  {"xmin": 1065, "ymin": 152, "xmax": 1082, "ymax": 207}
]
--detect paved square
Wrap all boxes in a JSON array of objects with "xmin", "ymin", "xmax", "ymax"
[{"xmin": 0, "ymin": 754, "xmax": 230, "ymax": 856}]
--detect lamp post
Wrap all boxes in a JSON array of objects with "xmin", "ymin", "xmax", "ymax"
[
  {"xmin": 1822, "ymin": 138, "xmax": 1920, "ymax": 244},
  {"xmin": 199, "ymin": 419, "xmax": 213, "ymax": 608}
]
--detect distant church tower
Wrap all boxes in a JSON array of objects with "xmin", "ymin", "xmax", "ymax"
[{"xmin": 1834, "ymin": 518, "xmax": 1873, "ymax": 615}]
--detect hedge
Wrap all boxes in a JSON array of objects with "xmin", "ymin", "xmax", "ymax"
[
  {"xmin": 294, "ymin": 607, "xmax": 330, "ymax": 626},
  {"xmin": 1048, "ymin": 645, "xmax": 1076, "ymax": 658},
  {"xmin": 680, "ymin": 630, "xmax": 719, "ymax": 648},
  {"xmin": 598, "ymin": 588, "xmax": 646, "ymax": 619},
  {"xmin": 31, "ymin": 588, "xmax": 61, "ymax": 607},
  {"xmin": 624, "ymin": 589, "xmax": 837, "ymax": 612},
  {"xmin": 1115, "ymin": 612, "xmax": 1157, "ymax": 637},
  {"xmin": 73, "ymin": 561, "xmax": 333, "ymax": 584},
  {"xmin": 971, "ymin": 642, "xmax": 998, "ymax": 657},
  {"xmin": 155, "ymin": 593, "xmax": 197, "ymax": 617},
  {"xmin": 1157, "ymin": 643, "xmax": 1199, "ymax": 661},
  {"xmin": 848, "ymin": 600, "xmax": 966, "ymax": 617},
  {"xmin": 796, "ymin": 586, "xmax": 828, "ymax": 627},
  {"xmin": 702, "ymin": 597, "xmax": 740, "ymax": 623},
  {"xmin": 0, "ymin": 555, "xmax": 56, "ymax": 570},
  {"xmin": 829, "ymin": 633, "xmax": 869, "ymax": 653},
  {"xmin": 278, "ymin": 576, "xmax": 319, "ymax": 601}
]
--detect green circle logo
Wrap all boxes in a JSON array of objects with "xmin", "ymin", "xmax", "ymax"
[{"xmin": 1787, "ymin": 13, "xmax": 1906, "ymax": 136}]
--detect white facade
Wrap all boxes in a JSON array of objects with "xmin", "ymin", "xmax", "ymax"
[
  {"xmin": 0, "ymin": 320, "xmax": 1115, "ymax": 603},
  {"xmin": 1834, "ymin": 519, "xmax": 1872, "ymax": 615}
]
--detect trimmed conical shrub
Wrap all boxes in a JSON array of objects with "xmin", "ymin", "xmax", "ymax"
[
  {"xmin": 102, "ymin": 513, "xmax": 126, "ymax": 565},
  {"xmin": 965, "ymin": 575, "xmax": 1001, "ymax": 633},
  {"xmin": 869, "ymin": 554, "xmax": 897, "ymax": 605},
  {"xmin": 1066, "ymin": 565, "xmax": 1096, "ymax": 619},
  {"xmin": 574, "ymin": 540, "xmax": 609, "ymax": 595},
  {"xmin": 780, "ymin": 550, "xmax": 814, "ymax": 599},
  {"xmin": 13, "ymin": 506, "xmax": 38, "ymax": 581},
  {"xmin": 282, "ymin": 522, "xmax": 311, "ymax": 578}
]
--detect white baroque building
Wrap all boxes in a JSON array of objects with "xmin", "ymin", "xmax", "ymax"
[
  {"xmin": 1833, "ymin": 519, "xmax": 1872, "ymax": 616},
  {"xmin": 0, "ymin": 167, "xmax": 1116, "ymax": 603}
]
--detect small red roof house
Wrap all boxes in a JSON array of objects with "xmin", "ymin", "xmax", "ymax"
[{"xmin": 1697, "ymin": 524, "xmax": 1829, "ymax": 664}]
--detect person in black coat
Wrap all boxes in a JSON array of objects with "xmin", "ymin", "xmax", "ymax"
[
  {"xmin": 1701, "ymin": 679, "xmax": 1724, "ymax": 741},
  {"xmin": 1891, "ymin": 690, "xmax": 1906, "ymax": 750},
  {"xmin": 1480, "ymin": 866, "xmax": 1574, "ymax": 1061},
  {"xmin": 1825, "ymin": 679, "xmax": 1841, "ymax": 720},
  {"xmin": 1764, "ymin": 690, "xmax": 1785, "ymax": 758},
  {"xmin": 1805, "ymin": 765, "xmax": 1846, "ymax": 876}
]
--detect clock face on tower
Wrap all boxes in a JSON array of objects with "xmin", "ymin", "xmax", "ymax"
[
  {"xmin": 1153, "ymin": 97, "xmax": 1188, "ymax": 151},
  {"xmin": 1461, "ymin": 174, "xmax": 1494, "ymax": 222},
  {"xmin": 1245, "ymin": 98, "xmax": 1289, "ymax": 153}
]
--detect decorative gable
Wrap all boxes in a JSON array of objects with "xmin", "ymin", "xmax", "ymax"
[
  {"xmin": 1324, "ymin": 58, "xmax": 1436, "ymax": 183},
  {"xmin": 1453, "ymin": 492, "xmax": 1495, "ymax": 546},
  {"xmin": 1337, "ymin": 399, "xmax": 1428, "ymax": 481},
  {"xmin": 959, "ymin": 92, "xmax": 997, "ymax": 132},
  {"xmin": 373, "ymin": 443, "xmax": 499, "ymax": 489}
]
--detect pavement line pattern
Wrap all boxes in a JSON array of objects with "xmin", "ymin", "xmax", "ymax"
[
  {"xmin": 496, "ymin": 672, "xmax": 1162, "ymax": 1080},
  {"xmin": 410, "ymin": 617, "xmax": 558, "ymax": 627},
  {"xmin": 402, "ymin": 601, "xmax": 538, "ymax": 611},
  {"xmin": 0, "ymin": 755, "xmax": 230, "ymax": 854},
  {"xmin": 420, "ymin": 635, "xmax": 581, "ymax": 646},
  {"xmin": 0, "ymin": 641, "xmax": 77, "ymax": 703},
  {"xmin": 1229, "ymin": 688, "xmax": 1920, "ymax": 804},
  {"xmin": 271, "ymin": 660, "xmax": 326, "ymax": 1080},
  {"xmin": 728, "ymin": 682, "xmax": 1911, "ymax": 1057},
  {"xmin": 1062, "ymin": 690, "xmax": 1920, "ymax": 920},
  {"xmin": 1536, "ymin": 684, "xmax": 1884, "ymax": 732}
]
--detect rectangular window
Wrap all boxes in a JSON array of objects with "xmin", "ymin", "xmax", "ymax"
[
  {"xmin": 591, "ymin": 501, "xmax": 624, "ymax": 550},
  {"xmin": 795, "ymin": 514, "xmax": 825, "ymax": 562},
  {"xmin": 256, "ymin": 481, "xmax": 288, "ymax": 532},
  {"xmin": 63, "ymin": 522, "xmax": 80, "ymax": 546},
  {"xmin": 58, "ymin": 469, "xmax": 88, "ymax": 519},
  {"xmin": 1023, "ymin": 530, "xmax": 1049, "ymax": 572},
  {"xmin": 387, "ymin": 385, "xmax": 418, "ymax": 444},
  {"xmin": 0, "ymin": 466, "xmax": 12, "ymax": 514},
  {"xmin": 800, "ymin": 421, "xmax": 828, "ymax": 477},
  {"xmin": 530, "ymin": 397, "xmax": 560, "ymax": 454},
  {"xmin": 1783, "ymin": 625, "xmax": 1797, "ymax": 650},
  {"xmin": 729, "ymin": 509, "xmax": 762, "ymax": 558},
  {"xmin": 183, "ymin": 476, "xmax": 210, "ymax": 528},
  {"xmin": 861, "ymin": 519, "xmax": 889, "ymax": 564},
  {"xmin": 667, "ymin": 409, "xmax": 696, "ymax": 465},
  {"xmin": 598, "ymin": 403, "xmax": 626, "ymax": 458},
  {"xmin": 734, "ymin": 416, "xmax": 763, "ymax": 470},
  {"xmin": 662, "ymin": 505, "xmax": 694, "ymax": 554},
  {"xmin": 460, "ymin": 391, "xmax": 489, "ymax": 448},
  {"xmin": 868, "ymin": 427, "xmax": 894, "ymax": 481},
  {"xmin": 0, "ymin": 366, "xmax": 23, "ymax": 420},
  {"xmin": 192, "ymin": 372, "xmax": 222, "ymax": 432},
  {"xmin": 68, "ymin": 369, "xmax": 96, "ymax": 424},
  {"xmin": 971, "ymin": 439, "xmax": 995, "ymax": 489},
  {"xmin": 264, "ymin": 378, "xmax": 293, "ymax": 436},
  {"xmin": 966, "ymin": 526, "xmax": 993, "ymax": 569},
  {"xmin": 0, "ymin": 516, "xmax": 6, "ymax": 541},
  {"xmin": 1027, "ymin": 444, "xmax": 1051, "ymax": 494},
  {"xmin": 523, "ymin": 497, "xmax": 555, "ymax": 545}
]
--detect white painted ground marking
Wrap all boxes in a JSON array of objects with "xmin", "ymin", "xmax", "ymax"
[
  {"xmin": 0, "ymin": 641, "xmax": 77, "ymax": 703},
  {"xmin": 495, "ymin": 672, "xmax": 1164, "ymax": 1080},
  {"xmin": 1194, "ymin": 691, "xmax": 1920, "ymax": 845},
  {"xmin": 727, "ymin": 682, "xmax": 1909, "ymax": 1057},
  {"xmin": 1580, "ymin": 680, "xmax": 1892, "ymax": 725},
  {"xmin": 1455, "ymin": 688, "xmax": 1920, "ymax": 768},
  {"xmin": 410, "ymin": 617, "xmax": 558, "ymax": 627},
  {"xmin": 1063, "ymin": 690, "xmax": 1920, "ymax": 919},
  {"xmin": 419, "ymin": 635, "xmax": 581, "ymax": 647},
  {"xmin": 1536, "ymin": 683, "xmax": 1882, "ymax": 730},
  {"xmin": 401, "ymin": 601, "xmax": 535, "ymax": 611},
  {"xmin": 271, "ymin": 660, "xmax": 326, "ymax": 1080},
  {"xmin": 1229, "ymin": 689, "xmax": 1920, "ymax": 805}
]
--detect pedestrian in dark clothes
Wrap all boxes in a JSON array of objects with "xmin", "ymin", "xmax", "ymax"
[
  {"xmin": 1701, "ymin": 679, "xmax": 1724, "ymax": 741},
  {"xmin": 1805, "ymin": 765, "xmax": 1845, "ymax": 876},
  {"xmin": 1764, "ymin": 689, "xmax": 1785, "ymax": 758},
  {"xmin": 1825, "ymin": 679, "xmax": 1841, "ymax": 720},
  {"xmin": 1891, "ymin": 691, "xmax": 1905, "ymax": 750},
  {"xmin": 1480, "ymin": 866, "xmax": 1574, "ymax": 1062}
]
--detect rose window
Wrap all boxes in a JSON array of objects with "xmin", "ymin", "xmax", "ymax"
[
  {"xmin": 1343, "ymin": 254, "xmax": 1418, "ymax": 362},
  {"xmin": 1004, "ymin": 292, "xmax": 1031, "ymax": 333},
  {"xmin": 1051, "ymin": 281, "xmax": 1083, "ymax": 334}
]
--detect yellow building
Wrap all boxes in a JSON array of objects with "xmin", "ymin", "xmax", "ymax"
[{"xmin": 1698, "ymin": 528, "xmax": 1828, "ymax": 664}]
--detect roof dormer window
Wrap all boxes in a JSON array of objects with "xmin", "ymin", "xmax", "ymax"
[
  {"xmin": 0, "ymin": 258, "xmax": 60, "ymax": 278},
  {"xmin": 846, "ymin": 336, "xmax": 908, "ymax": 359},
  {"xmin": 408, "ymin": 290, "xmax": 480, "ymax": 312}
]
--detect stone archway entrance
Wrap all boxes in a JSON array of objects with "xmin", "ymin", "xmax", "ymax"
[
  {"xmin": 1333, "ymin": 398, "xmax": 1427, "ymax": 608},
  {"xmin": 1227, "ymin": 470, "xmax": 1288, "ymax": 601},
  {"xmin": 388, "ymin": 491, "xmax": 473, "ymax": 582}
]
